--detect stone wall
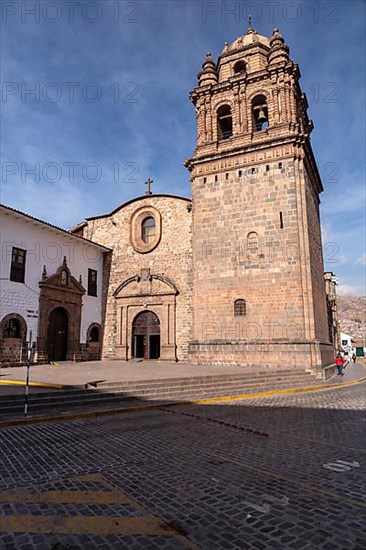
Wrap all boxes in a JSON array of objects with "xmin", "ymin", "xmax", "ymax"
[{"xmin": 81, "ymin": 195, "xmax": 193, "ymax": 361}]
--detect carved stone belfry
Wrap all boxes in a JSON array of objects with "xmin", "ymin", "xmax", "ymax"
[{"xmin": 185, "ymin": 25, "xmax": 333, "ymax": 371}]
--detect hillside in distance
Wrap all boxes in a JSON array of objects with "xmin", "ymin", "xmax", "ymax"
[{"xmin": 337, "ymin": 295, "xmax": 366, "ymax": 341}]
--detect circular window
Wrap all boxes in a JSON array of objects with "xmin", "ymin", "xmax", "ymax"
[{"xmin": 130, "ymin": 206, "xmax": 162, "ymax": 254}]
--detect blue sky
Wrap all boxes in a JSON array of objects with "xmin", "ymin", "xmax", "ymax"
[{"xmin": 1, "ymin": 0, "xmax": 365, "ymax": 295}]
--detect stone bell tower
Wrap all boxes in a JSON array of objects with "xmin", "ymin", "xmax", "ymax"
[{"xmin": 185, "ymin": 24, "xmax": 333, "ymax": 373}]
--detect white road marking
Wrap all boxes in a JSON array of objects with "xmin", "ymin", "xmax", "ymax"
[{"xmin": 323, "ymin": 459, "xmax": 361, "ymax": 472}]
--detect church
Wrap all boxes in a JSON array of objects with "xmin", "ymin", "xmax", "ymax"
[{"xmin": 1, "ymin": 25, "xmax": 336, "ymax": 375}]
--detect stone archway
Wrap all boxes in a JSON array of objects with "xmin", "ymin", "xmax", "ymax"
[
  {"xmin": 46, "ymin": 307, "xmax": 69, "ymax": 361},
  {"xmin": 113, "ymin": 270, "xmax": 179, "ymax": 361},
  {"xmin": 37, "ymin": 258, "xmax": 85, "ymax": 363},
  {"xmin": 0, "ymin": 313, "xmax": 27, "ymax": 366},
  {"xmin": 132, "ymin": 311, "xmax": 160, "ymax": 359}
]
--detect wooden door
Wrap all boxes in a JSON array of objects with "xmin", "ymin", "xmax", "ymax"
[{"xmin": 47, "ymin": 308, "xmax": 68, "ymax": 361}]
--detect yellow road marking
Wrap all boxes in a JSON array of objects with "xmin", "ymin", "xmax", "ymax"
[
  {"xmin": 188, "ymin": 377, "xmax": 366, "ymax": 406},
  {"xmin": 1, "ymin": 514, "xmax": 179, "ymax": 536},
  {"xmin": 0, "ymin": 376, "xmax": 365, "ymax": 429},
  {"xmin": 0, "ymin": 379, "xmax": 62, "ymax": 389},
  {"xmin": 207, "ymin": 451, "xmax": 366, "ymax": 509},
  {"xmin": 0, "ymin": 474, "xmax": 199, "ymax": 547},
  {"xmin": 0, "ymin": 489, "xmax": 131, "ymax": 505}
]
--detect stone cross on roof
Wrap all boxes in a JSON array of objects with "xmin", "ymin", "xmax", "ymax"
[{"xmin": 145, "ymin": 177, "xmax": 153, "ymax": 195}]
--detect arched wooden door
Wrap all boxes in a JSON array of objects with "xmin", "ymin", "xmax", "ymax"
[
  {"xmin": 132, "ymin": 311, "xmax": 160, "ymax": 359},
  {"xmin": 47, "ymin": 308, "xmax": 68, "ymax": 361}
]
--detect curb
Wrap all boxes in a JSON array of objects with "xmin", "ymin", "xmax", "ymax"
[{"xmin": 0, "ymin": 376, "xmax": 365, "ymax": 429}]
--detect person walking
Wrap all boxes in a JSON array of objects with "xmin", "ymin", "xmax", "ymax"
[{"xmin": 335, "ymin": 353, "xmax": 345, "ymax": 376}]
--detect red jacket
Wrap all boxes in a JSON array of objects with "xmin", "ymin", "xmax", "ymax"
[{"xmin": 335, "ymin": 356, "xmax": 345, "ymax": 366}]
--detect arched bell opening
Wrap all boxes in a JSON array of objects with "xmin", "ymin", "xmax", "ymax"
[
  {"xmin": 217, "ymin": 104, "xmax": 233, "ymax": 140},
  {"xmin": 252, "ymin": 95, "xmax": 269, "ymax": 131},
  {"xmin": 233, "ymin": 60, "xmax": 246, "ymax": 75}
]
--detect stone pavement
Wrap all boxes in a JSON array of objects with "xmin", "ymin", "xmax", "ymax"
[
  {"xmin": 0, "ymin": 360, "xmax": 274, "ymax": 388},
  {"xmin": 0, "ymin": 358, "xmax": 364, "ymax": 396},
  {"xmin": 0, "ymin": 375, "xmax": 365, "ymax": 549}
]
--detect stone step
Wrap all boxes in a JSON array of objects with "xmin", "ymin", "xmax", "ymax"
[
  {"xmin": 0, "ymin": 377, "xmax": 318, "ymax": 418},
  {"xmin": 0, "ymin": 373, "xmax": 315, "ymax": 406},
  {"xmin": 0, "ymin": 370, "xmax": 314, "ymax": 401},
  {"xmin": 92, "ymin": 369, "xmax": 310, "ymax": 389}
]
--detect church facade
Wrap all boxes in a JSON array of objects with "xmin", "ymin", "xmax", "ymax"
[
  {"xmin": 0, "ymin": 27, "xmax": 336, "ymax": 373},
  {"xmin": 71, "ymin": 26, "xmax": 334, "ymax": 374}
]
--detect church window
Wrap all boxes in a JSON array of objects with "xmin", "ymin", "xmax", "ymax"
[
  {"xmin": 88, "ymin": 269, "xmax": 98, "ymax": 297},
  {"xmin": 226, "ymin": 173, "xmax": 229, "ymax": 180},
  {"xmin": 234, "ymin": 299, "xmax": 247, "ymax": 316},
  {"xmin": 142, "ymin": 216, "xmax": 156, "ymax": 244},
  {"xmin": 252, "ymin": 95, "xmax": 269, "ymax": 132},
  {"xmin": 247, "ymin": 232, "xmax": 259, "ymax": 255},
  {"xmin": 266, "ymin": 165, "xmax": 270, "ymax": 172},
  {"xmin": 215, "ymin": 175, "xmax": 218, "ymax": 182},
  {"xmin": 238, "ymin": 170, "xmax": 242, "ymax": 177},
  {"xmin": 280, "ymin": 212, "xmax": 284, "ymax": 229},
  {"xmin": 3, "ymin": 318, "xmax": 21, "ymax": 338},
  {"xmin": 217, "ymin": 105, "xmax": 233, "ymax": 140},
  {"xmin": 278, "ymin": 162, "xmax": 282, "ymax": 169},
  {"xmin": 233, "ymin": 60, "xmax": 246, "ymax": 75},
  {"xmin": 10, "ymin": 247, "xmax": 26, "ymax": 283},
  {"xmin": 90, "ymin": 326, "xmax": 100, "ymax": 342},
  {"xmin": 203, "ymin": 177, "xmax": 207, "ymax": 184}
]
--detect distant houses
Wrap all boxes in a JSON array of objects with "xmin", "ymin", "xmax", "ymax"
[{"xmin": 340, "ymin": 332, "xmax": 366, "ymax": 358}]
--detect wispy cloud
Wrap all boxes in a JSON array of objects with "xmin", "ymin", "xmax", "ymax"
[
  {"xmin": 355, "ymin": 254, "xmax": 366, "ymax": 266},
  {"xmin": 1, "ymin": 0, "xmax": 365, "ymax": 294}
]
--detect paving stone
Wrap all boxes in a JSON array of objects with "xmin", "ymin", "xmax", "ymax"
[{"xmin": 0, "ymin": 382, "xmax": 365, "ymax": 549}]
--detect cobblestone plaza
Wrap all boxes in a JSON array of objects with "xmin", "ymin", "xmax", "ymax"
[{"xmin": 1, "ymin": 377, "xmax": 365, "ymax": 549}]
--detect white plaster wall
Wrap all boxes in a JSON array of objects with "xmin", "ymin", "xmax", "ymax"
[{"xmin": 0, "ymin": 211, "xmax": 105, "ymax": 343}]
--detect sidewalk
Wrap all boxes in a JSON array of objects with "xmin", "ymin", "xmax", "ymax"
[
  {"xmin": 0, "ymin": 360, "xmax": 259, "ymax": 388},
  {"xmin": 1, "ymin": 359, "xmax": 365, "ymax": 394},
  {"xmin": 326, "ymin": 360, "xmax": 366, "ymax": 384}
]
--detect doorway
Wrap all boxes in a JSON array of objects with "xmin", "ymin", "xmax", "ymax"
[
  {"xmin": 132, "ymin": 311, "xmax": 160, "ymax": 359},
  {"xmin": 47, "ymin": 307, "xmax": 68, "ymax": 361}
]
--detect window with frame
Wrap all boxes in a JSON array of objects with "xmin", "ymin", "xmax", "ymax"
[
  {"xmin": 234, "ymin": 299, "xmax": 247, "ymax": 317},
  {"xmin": 10, "ymin": 247, "xmax": 26, "ymax": 283},
  {"xmin": 89, "ymin": 326, "xmax": 100, "ymax": 342},
  {"xmin": 142, "ymin": 217, "xmax": 156, "ymax": 244},
  {"xmin": 247, "ymin": 232, "xmax": 259, "ymax": 256},
  {"xmin": 88, "ymin": 269, "xmax": 98, "ymax": 297},
  {"xmin": 3, "ymin": 318, "xmax": 21, "ymax": 338}
]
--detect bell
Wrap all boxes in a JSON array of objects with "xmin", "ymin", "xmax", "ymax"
[{"xmin": 257, "ymin": 107, "xmax": 267, "ymax": 123}]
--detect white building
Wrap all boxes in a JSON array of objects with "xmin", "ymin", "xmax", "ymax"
[
  {"xmin": 0, "ymin": 204, "xmax": 110, "ymax": 366},
  {"xmin": 340, "ymin": 332, "xmax": 355, "ymax": 356}
]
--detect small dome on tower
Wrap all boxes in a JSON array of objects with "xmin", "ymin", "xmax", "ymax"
[
  {"xmin": 221, "ymin": 19, "xmax": 270, "ymax": 55},
  {"xmin": 269, "ymin": 27, "xmax": 289, "ymax": 65},
  {"xmin": 270, "ymin": 28, "xmax": 284, "ymax": 46},
  {"xmin": 198, "ymin": 52, "xmax": 218, "ymax": 86}
]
